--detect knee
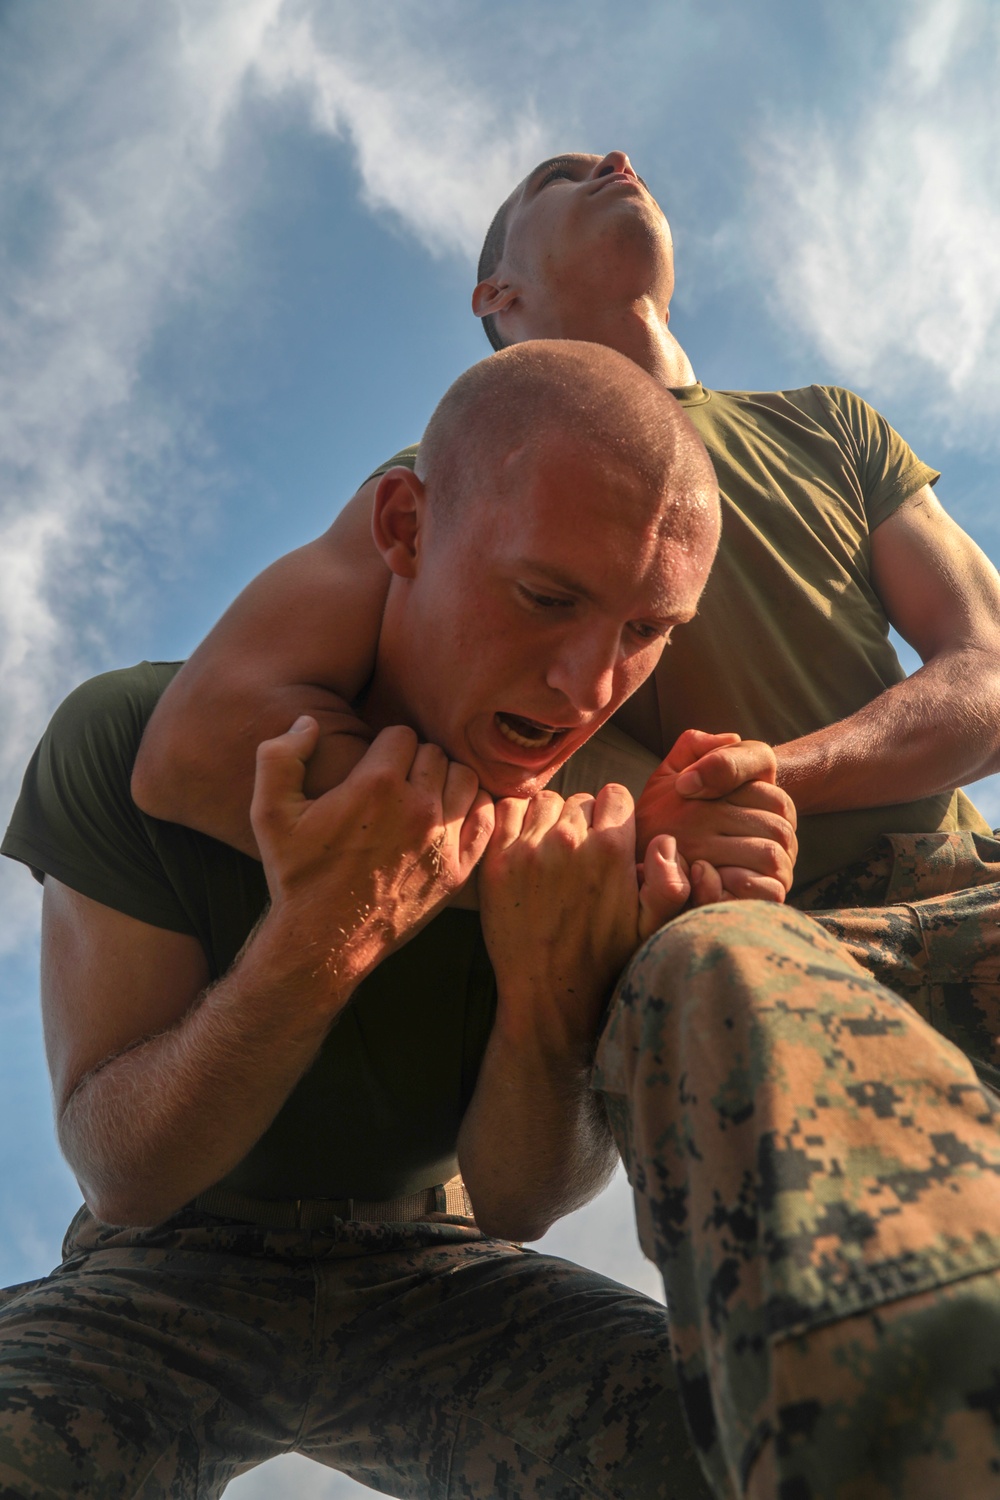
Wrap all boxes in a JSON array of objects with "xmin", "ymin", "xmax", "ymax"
[{"xmin": 625, "ymin": 899, "xmax": 819, "ymax": 991}]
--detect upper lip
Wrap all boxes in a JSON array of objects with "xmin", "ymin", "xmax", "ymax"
[{"xmin": 590, "ymin": 171, "xmax": 641, "ymax": 194}]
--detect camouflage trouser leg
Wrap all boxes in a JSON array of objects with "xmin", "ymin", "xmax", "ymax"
[
  {"xmin": 792, "ymin": 832, "xmax": 1000, "ymax": 1091},
  {"xmin": 592, "ymin": 900, "xmax": 1000, "ymax": 1499},
  {"xmin": 0, "ymin": 1207, "xmax": 711, "ymax": 1500}
]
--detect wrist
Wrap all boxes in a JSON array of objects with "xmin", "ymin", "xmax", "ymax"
[
  {"xmin": 490, "ymin": 991, "xmax": 600, "ymax": 1073},
  {"xmin": 239, "ymin": 898, "xmax": 367, "ymax": 1020}
]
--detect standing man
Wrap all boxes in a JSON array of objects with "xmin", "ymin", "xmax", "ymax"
[
  {"xmin": 1, "ymin": 342, "xmax": 776, "ymax": 1498},
  {"xmin": 132, "ymin": 150, "xmax": 1000, "ymax": 1076}
]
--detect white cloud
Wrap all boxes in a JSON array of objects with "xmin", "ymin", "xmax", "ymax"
[
  {"xmin": 748, "ymin": 0, "xmax": 1000, "ymax": 446},
  {"xmin": 250, "ymin": 7, "xmax": 545, "ymax": 263},
  {"xmin": 0, "ymin": 0, "xmax": 549, "ymax": 954}
]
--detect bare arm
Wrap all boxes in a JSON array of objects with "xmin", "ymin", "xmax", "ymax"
[
  {"xmin": 131, "ymin": 478, "xmax": 390, "ymax": 857},
  {"xmin": 50, "ymin": 719, "xmax": 493, "ymax": 1227},
  {"xmin": 459, "ymin": 786, "xmax": 687, "ymax": 1241},
  {"xmin": 773, "ymin": 486, "xmax": 1000, "ymax": 814}
]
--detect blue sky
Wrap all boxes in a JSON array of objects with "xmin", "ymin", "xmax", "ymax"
[{"xmin": 2, "ymin": 2, "xmax": 999, "ymax": 1493}]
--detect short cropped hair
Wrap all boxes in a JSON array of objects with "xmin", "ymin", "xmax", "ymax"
[
  {"xmin": 476, "ymin": 192, "xmax": 516, "ymax": 353},
  {"xmin": 415, "ymin": 341, "xmax": 719, "ymax": 552}
]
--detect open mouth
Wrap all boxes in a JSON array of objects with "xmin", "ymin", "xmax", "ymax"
[{"xmin": 495, "ymin": 711, "xmax": 565, "ymax": 750}]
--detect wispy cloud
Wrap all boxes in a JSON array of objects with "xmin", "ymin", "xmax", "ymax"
[
  {"xmin": 748, "ymin": 0, "xmax": 1000, "ymax": 446},
  {"xmin": 0, "ymin": 0, "xmax": 304, "ymax": 943},
  {"xmin": 252, "ymin": 6, "xmax": 545, "ymax": 262},
  {"xmin": 0, "ymin": 0, "xmax": 549, "ymax": 954}
]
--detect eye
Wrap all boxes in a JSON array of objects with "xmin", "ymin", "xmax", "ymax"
[
  {"xmin": 629, "ymin": 621, "xmax": 671, "ymax": 644},
  {"xmin": 519, "ymin": 585, "xmax": 573, "ymax": 611},
  {"xmin": 539, "ymin": 167, "xmax": 574, "ymax": 187}
]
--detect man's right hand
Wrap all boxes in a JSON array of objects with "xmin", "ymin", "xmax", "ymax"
[
  {"xmin": 252, "ymin": 716, "xmax": 495, "ymax": 988},
  {"xmin": 636, "ymin": 729, "xmax": 798, "ymax": 902}
]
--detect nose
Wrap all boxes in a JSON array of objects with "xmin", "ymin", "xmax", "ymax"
[
  {"xmin": 545, "ymin": 631, "xmax": 620, "ymax": 714},
  {"xmin": 589, "ymin": 151, "xmax": 637, "ymax": 182}
]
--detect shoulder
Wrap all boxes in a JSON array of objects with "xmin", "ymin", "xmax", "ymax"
[
  {"xmin": 2, "ymin": 662, "xmax": 192, "ymax": 928},
  {"xmin": 363, "ymin": 444, "xmax": 419, "ymax": 483},
  {"xmin": 47, "ymin": 660, "xmax": 182, "ymax": 745}
]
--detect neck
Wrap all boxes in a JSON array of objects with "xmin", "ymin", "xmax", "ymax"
[{"xmin": 538, "ymin": 297, "xmax": 697, "ymax": 389}]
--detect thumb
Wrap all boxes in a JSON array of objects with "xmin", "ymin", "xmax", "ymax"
[
  {"xmin": 250, "ymin": 716, "xmax": 320, "ymax": 840},
  {"xmin": 637, "ymin": 836, "xmax": 691, "ymax": 941},
  {"xmin": 661, "ymin": 729, "xmax": 741, "ymax": 776}
]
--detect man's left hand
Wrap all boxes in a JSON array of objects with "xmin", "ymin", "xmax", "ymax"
[
  {"xmin": 636, "ymin": 729, "xmax": 798, "ymax": 902},
  {"xmin": 480, "ymin": 784, "xmax": 682, "ymax": 1055}
]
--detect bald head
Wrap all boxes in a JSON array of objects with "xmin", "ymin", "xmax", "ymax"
[
  {"xmin": 415, "ymin": 339, "xmax": 718, "ymax": 553},
  {"xmin": 370, "ymin": 340, "xmax": 719, "ymax": 797}
]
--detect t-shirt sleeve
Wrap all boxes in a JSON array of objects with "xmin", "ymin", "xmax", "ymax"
[
  {"xmin": 362, "ymin": 444, "xmax": 419, "ymax": 484},
  {"xmin": 1, "ymin": 664, "xmax": 195, "ymax": 934},
  {"xmin": 816, "ymin": 387, "xmax": 940, "ymax": 531}
]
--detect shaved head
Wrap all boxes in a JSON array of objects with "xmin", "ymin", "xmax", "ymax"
[
  {"xmin": 369, "ymin": 340, "xmax": 720, "ymax": 798},
  {"xmin": 415, "ymin": 339, "xmax": 718, "ymax": 552}
]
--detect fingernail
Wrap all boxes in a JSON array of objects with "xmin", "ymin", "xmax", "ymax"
[
  {"xmin": 691, "ymin": 861, "xmax": 704, "ymax": 881},
  {"xmin": 675, "ymin": 771, "xmax": 703, "ymax": 795},
  {"xmin": 290, "ymin": 716, "xmax": 311, "ymax": 733}
]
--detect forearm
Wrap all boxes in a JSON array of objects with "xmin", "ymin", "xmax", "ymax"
[
  {"xmin": 458, "ymin": 1016, "xmax": 617, "ymax": 1242},
  {"xmin": 776, "ymin": 646, "xmax": 1000, "ymax": 815},
  {"xmin": 61, "ymin": 909, "xmax": 354, "ymax": 1226}
]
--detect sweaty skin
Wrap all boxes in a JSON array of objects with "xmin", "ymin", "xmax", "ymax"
[
  {"xmin": 471, "ymin": 151, "xmax": 1000, "ymax": 821},
  {"xmin": 57, "ymin": 341, "xmax": 781, "ymax": 1239},
  {"xmin": 132, "ymin": 487, "xmax": 796, "ymax": 900},
  {"xmin": 134, "ymin": 153, "xmax": 1000, "ymax": 901}
]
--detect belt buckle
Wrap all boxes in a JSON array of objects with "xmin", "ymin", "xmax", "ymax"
[{"xmin": 294, "ymin": 1196, "xmax": 353, "ymax": 1229}]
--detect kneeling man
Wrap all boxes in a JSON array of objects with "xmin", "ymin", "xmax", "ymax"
[{"xmin": 1, "ymin": 341, "xmax": 784, "ymax": 1499}]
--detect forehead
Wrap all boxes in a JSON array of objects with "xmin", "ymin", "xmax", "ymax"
[{"xmin": 467, "ymin": 443, "xmax": 709, "ymax": 620}]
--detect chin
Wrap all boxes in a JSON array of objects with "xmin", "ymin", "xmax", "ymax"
[{"xmin": 479, "ymin": 756, "xmax": 568, "ymax": 802}]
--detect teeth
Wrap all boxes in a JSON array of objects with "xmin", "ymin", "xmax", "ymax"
[{"xmin": 496, "ymin": 714, "xmax": 556, "ymax": 749}]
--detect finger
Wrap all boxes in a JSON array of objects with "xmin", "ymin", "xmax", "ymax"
[
  {"xmin": 590, "ymin": 781, "xmax": 635, "ymax": 834},
  {"xmin": 717, "ymin": 867, "xmax": 787, "ymax": 904},
  {"xmin": 661, "ymin": 729, "xmax": 742, "ymax": 774},
  {"xmin": 358, "ymin": 723, "xmax": 421, "ymax": 779},
  {"xmin": 692, "ymin": 836, "xmax": 794, "ymax": 890},
  {"xmin": 689, "ymin": 860, "xmax": 725, "ymax": 906},
  {"xmin": 458, "ymin": 788, "xmax": 496, "ymax": 869},
  {"xmin": 251, "ymin": 716, "xmax": 320, "ymax": 837},
  {"xmin": 519, "ymin": 789, "xmax": 567, "ymax": 842},
  {"xmin": 685, "ymin": 812, "xmax": 798, "ymax": 863},
  {"xmin": 441, "ymin": 758, "xmax": 481, "ymax": 827},
  {"xmin": 564, "ymin": 792, "xmax": 596, "ymax": 829},
  {"xmin": 674, "ymin": 741, "xmax": 778, "ymax": 799},
  {"xmin": 723, "ymin": 780, "xmax": 798, "ymax": 827},
  {"xmin": 638, "ymin": 836, "xmax": 691, "ymax": 940},
  {"xmin": 489, "ymin": 797, "xmax": 531, "ymax": 853},
  {"xmin": 407, "ymin": 740, "xmax": 450, "ymax": 802}
]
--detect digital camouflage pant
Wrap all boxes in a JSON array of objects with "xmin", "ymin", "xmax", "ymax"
[
  {"xmin": 593, "ymin": 832, "xmax": 1000, "ymax": 1498},
  {"xmin": 4, "ymin": 832, "xmax": 1000, "ymax": 1500},
  {"xmin": 0, "ymin": 1204, "xmax": 709, "ymax": 1500}
]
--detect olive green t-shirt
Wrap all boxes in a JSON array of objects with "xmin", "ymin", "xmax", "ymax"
[
  {"xmin": 1, "ymin": 663, "xmax": 497, "ymax": 1201},
  {"xmin": 373, "ymin": 384, "xmax": 989, "ymax": 887}
]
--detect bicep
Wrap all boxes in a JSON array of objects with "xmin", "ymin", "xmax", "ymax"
[
  {"xmin": 41, "ymin": 879, "xmax": 210, "ymax": 1117},
  {"xmin": 169, "ymin": 475, "xmax": 389, "ymax": 706},
  {"xmin": 869, "ymin": 485, "xmax": 1000, "ymax": 662}
]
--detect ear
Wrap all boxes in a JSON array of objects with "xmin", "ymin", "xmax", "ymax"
[
  {"xmin": 371, "ymin": 467, "xmax": 427, "ymax": 578},
  {"xmin": 471, "ymin": 275, "xmax": 518, "ymax": 323}
]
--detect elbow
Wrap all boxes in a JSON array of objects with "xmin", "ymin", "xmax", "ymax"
[
  {"xmin": 466, "ymin": 1192, "xmax": 556, "ymax": 1244},
  {"xmin": 62, "ymin": 1124, "xmax": 189, "ymax": 1230}
]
